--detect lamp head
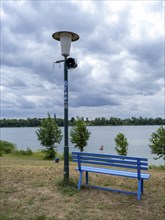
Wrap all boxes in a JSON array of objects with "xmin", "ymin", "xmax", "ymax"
[{"xmin": 52, "ymin": 31, "xmax": 79, "ymax": 57}]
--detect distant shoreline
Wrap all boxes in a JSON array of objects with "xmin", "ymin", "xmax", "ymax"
[
  {"xmin": 0, "ymin": 124, "xmax": 164, "ymax": 128},
  {"xmin": 0, "ymin": 116, "xmax": 164, "ymax": 128}
]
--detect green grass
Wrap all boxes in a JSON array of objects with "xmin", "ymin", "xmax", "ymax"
[
  {"xmin": 149, "ymin": 164, "xmax": 165, "ymax": 170},
  {"xmin": 2, "ymin": 149, "xmax": 73, "ymax": 162},
  {"xmin": 0, "ymin": 156, "xmax": 165, "ymax": 220}
]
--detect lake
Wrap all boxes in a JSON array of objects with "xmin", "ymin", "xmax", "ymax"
[{"xmin": 1, "ymin": 126, "xmax": 164, "ymax": 165}]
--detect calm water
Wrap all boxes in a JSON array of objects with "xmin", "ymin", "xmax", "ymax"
[{"xmin": 1, "ymin": 126, "xmax": 164, "ymax": 165}]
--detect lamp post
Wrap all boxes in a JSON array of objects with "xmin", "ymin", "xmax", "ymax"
[{"xmin": 52, "ymin": 31, "xmax": 79, "ymax": 182}]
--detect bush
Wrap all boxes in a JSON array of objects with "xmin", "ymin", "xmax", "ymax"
[
  {"xmin": 14, "ymin": 147, "xmax": 33, "ymax": 156},
  {"xmin": 0, "ymin": 140, "xmax": 16, "ymax": 156}
]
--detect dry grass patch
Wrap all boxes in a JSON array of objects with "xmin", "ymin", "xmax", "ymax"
[{"xmin": 0, "ymin": 156, "xmax": 165, "ymax": 220}]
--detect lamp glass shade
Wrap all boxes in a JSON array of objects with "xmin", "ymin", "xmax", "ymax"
[{"xmin": 60, "ymin": 33, "xmax": 72, "ymax": 57}]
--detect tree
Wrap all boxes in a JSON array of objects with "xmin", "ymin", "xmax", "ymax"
[
  {"xmin": 149, "ymin": 126, "xmax": 165, "ymax": 160},
  {"xmin": 114, "ymin": 132, "xmax": 128, "ymax": 156},
  {"xmin": 36, "ymin": 113, "xmax": 63, "ymax": 159},
  {"xmin": 70, "ymin": 117, "xmax": 91, "ymax": 152}
]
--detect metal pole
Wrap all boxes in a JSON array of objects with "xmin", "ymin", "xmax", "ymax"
[{"xmin": 64, "ymin": 56, "xmax": 69, "ymax": 182}]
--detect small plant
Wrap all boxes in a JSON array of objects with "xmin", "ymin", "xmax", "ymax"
[
  {"xmin": 114, "ymin": 132, "xmax": 128, "ymax": 156},
  {"xmin": 70, "ymin": 117, "xmax": 91, "ymax": 152},
  {"xmin": 149, "ymin": 126, "xmax": 165, "ymax": 160}
]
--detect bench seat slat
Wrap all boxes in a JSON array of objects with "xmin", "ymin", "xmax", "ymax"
[
  {"xmin": 77, "ymin": 160, "xmax": 138, "ymax": 170},
  {"xmin": 76, "ymin": 166, "xmax": 150, "ymax": 179}
]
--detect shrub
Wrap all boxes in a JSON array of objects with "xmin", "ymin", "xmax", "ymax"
[
  {"xmin": 14, "ymin": 147, "xmax": 33, "ymax": 156},
  {"xmin": 0, "ymin": 140, "xmax": 16, "ymax": 156}
]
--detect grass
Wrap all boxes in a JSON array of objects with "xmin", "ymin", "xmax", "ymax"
[
  {"xmin": 149, "ymin": 164, "xmax": 165, "ymax": 170},
  {"xmin": 0, "ymin": 156, "xmax": 165, "ymax": 220}
]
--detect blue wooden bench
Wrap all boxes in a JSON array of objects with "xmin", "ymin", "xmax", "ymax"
[{"xmin": 72, "ymin": 152, "xmax": 151, "ymax": 201}]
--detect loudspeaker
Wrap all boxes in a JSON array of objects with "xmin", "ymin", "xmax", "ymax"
[{"xmin": 65, "ymin": 57, "xmax": 77, "ymax": 69}]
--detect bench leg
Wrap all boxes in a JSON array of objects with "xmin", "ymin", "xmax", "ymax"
[
  {"xmin": 78, "ymin": 172, "xmax": 83, "ymax": 190},
  {"xmin": 86, "ymin": 171, "xmax": 88, "ymax": 184},
  {"xmin": 141, "ymin": 179, "xmax": 144, "ymax": 194},
  {"xmin": 137, "ymin": 179, "xmax": 142, "ymax": 201}
]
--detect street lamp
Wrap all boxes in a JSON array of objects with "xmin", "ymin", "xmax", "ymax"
[{"xmin": 52, "ymin": 31, "xmax": 79, "ymax": 182}]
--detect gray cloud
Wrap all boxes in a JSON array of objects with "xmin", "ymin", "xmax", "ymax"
[
  {"xmin": 70, "ymin": 91, "xmax": 120, "ymax": 107},
  {"xmin": 1, "ymin": 0, "xmax": 164, "ymax": 119}
]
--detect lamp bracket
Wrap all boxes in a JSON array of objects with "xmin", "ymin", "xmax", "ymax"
[
  {"xmin": 53, "ymin": 59, "xmax": 65, "ymax": 68},
  {"xmin": 55, "ymin": 59, "xmax": 65, "ymax": 63}
]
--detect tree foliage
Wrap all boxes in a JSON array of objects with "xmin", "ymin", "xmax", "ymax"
[
  {"xmin": 114, "ymin": 133, "xmax": 128, "ymax": 156},
  {"xmin": 36, "ymin": 113, "xmax": 63, "ymax": 159},
  {"xmin": 149, "ymin": 126, "xmax": 165, "ymax": 160},
  {"xmin": 0, "ymin": 116, "xmax": 164, "ymax": 127},
  {"xmin": 70, "ymin": 117, "xmax": 91, "ymax": 152}
]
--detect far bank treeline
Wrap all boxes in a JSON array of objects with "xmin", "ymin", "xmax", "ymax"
[{"xmin": 0, "ymin": 116, "xmax": 164, "ymax": 128}]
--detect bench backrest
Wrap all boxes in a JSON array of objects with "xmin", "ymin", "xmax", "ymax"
[{"xmin": 72, "ymin": 152, "xmax": 148, "ymax": 179}]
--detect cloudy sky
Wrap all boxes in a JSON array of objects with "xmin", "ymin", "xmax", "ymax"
[{"xmin": 1, "ymin": 0, "xmax": 164, "ymax": 120}]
